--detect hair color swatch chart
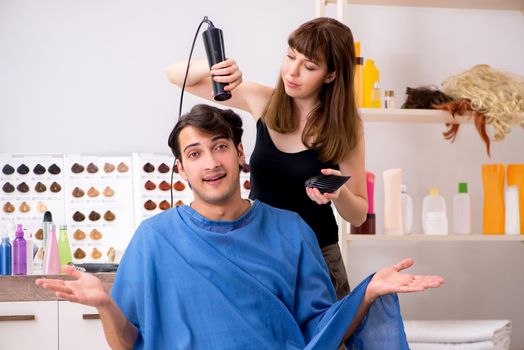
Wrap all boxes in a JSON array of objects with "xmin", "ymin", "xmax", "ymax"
[{"xmin": 1, "ymin": 153, "xmax": 252, "ymax": 264}]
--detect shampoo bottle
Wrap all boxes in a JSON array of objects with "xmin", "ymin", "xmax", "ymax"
[
  {"xmin": 383, "ymin": 168, "xmax": 403, "ymax": 235},
  {"xmin": 363, "ymin": 59, "xmax": 379, "ymax": 108},
  {"xmin": 422, "ymin": 188, "xmax": 448, "ymax": 235},
  {"xmin": 507, "ymin": 164, "xmax": 524, "ymax": 234},
  {"xmin": 58, "ymin": 225, "xmax": 73, "ymax": 266},
  {"xmin": 44, "ymin": 224, "xmax": 61, "ymax": 275},
  {"xmin": 351, "ymin": 171, "xmax": 376, "ymax": 234},
  {"xmin": 400, "ymin": 184, "xmax": 413, "ymax": 234},
  {"xmin": 0, "ymin": 233, "xmax": 12, "ymax": 275},
  {"xmin": 505, "ymin": 186, "xmax": 520, "ymax": 235},
  {"xmin": 453, "ymin": 182, "xmax": 472, "ymax": 234},
  {"xmin": 13, "ymin": 224, "xmax": 27, "ymax": 275},
  {"xmin": 482, "ymin": 164, "xmax": 505, "ymax": 234}
]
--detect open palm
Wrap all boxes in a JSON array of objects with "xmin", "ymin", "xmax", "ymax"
[
  {"xmin": 35, "ymin": 265, "xmax": 110, "ymax": 307},
  {"xmin": 366, "ymin": 258, "xmax": 445, "ymax": 301}
]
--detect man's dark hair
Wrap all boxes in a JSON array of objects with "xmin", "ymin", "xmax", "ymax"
[{"xmin": 168, "ymin": 104, "xmax": 243, "ymax": 161}]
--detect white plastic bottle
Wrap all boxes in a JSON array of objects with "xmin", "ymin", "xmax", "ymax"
[
  {"xmin": 453, "ymin": 182, "xmax": 472, "ymax": 234},
  {"xmin": 422, "ymin": 188, "xmax": 448, "ymax": 235},
  {"xmin": 383, "ymin": 168, "xmax": 403, "ymax": 235},
  {"xmin": 505, "ymin": 185, "xmax": 520, "ymax": 235},
  {"xmin": 400, "ymin": 184, "xmax": 413, "ymax": 234}
]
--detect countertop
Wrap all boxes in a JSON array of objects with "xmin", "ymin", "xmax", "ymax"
[{"xmin": 0, "ymin": 273, "xmax": 115, "ymax": 302}]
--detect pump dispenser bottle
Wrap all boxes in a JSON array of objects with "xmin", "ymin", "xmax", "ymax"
[
  {"xmin": 400, "ymin": 184, "xmax": 413, "ymax": 234},
  {"xmin": 13, "ymin": 224, "xmax": 27, "ymax": 275}
]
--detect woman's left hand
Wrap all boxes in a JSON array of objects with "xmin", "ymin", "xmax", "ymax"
[{"xmin": 305, "ymin": 168, "xmax": 343, "ymax": 205}]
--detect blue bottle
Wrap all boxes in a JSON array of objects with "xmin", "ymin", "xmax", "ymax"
[{"xmin": 1, "ymin": 234, "xmax": 12, "ymax": 275}]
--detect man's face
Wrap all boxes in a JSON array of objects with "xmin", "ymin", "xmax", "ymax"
[{"xmin": 176, "ymin": 126, "xmax": 245, "ymax": 206}]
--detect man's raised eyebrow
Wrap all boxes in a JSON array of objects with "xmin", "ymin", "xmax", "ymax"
[
  {"xmin": 183, "ymin": 142, "xmax": 200, "ymax": 153},
  {"xmin": 183, "ymin": 135, "xmax": 228, "ymax": 153}
]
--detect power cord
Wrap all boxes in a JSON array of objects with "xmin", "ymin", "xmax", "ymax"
[{"xmin": 170, "ymin": 16, "xmax": 213, "ymax": 208}]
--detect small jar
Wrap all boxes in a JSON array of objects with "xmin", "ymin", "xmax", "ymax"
[{"xmin": 384, "ymin": 90, "xmax": 395, "ymax": 109}]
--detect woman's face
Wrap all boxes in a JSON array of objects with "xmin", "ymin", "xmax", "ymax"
[{"xmin": 280, "ymin": 48, "xmax": 335, "ymax": 101}]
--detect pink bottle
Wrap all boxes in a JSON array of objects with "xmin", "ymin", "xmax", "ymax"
[
  {"xmin": 351, "ymin": 171, "xmax": 376, "ymax": 234},
  {"xmin": 44, "ymin": 225, "xmax": 61, "ymax": 274}
]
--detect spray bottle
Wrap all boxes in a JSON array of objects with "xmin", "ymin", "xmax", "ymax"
[
  {"xmin": 13, "ymin": 224, "xmax": 27, "ymax": 275},
  {"xmin": 0, "ymin": 231, "xmax": 12, "ymax": 275}
]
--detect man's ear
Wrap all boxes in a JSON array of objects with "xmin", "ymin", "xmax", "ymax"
[
  {"xmin": 237, "ymin": 143, "xmax": 246, "ymax": 166},
  {"xmin": 324, "ymin": 71, "xmax": 336, "ymax": 84},
  {"xmin": 176, "ymin": 159, "xmax": 187, "ymax": 180}
]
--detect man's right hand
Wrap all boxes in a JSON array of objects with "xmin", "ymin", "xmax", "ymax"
[{"xmin": 35, "ymin": 265, "xmax": 111, "ymax": 308}]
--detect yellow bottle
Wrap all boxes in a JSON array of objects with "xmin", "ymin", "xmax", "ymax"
[
  {"xmin": 354, "ymin": 57, "xmax": 364, "ymax": 107},
  {"xmin": 363, "ymin": 59, "xmax": 380, "ymax": 108},
  {"xmin": 354, "ymin": 41, "xmax": 361, "ymax": 57},
  {"xmin": 482, "ymin": 164, "xmax": 505, "ymax": 234}
]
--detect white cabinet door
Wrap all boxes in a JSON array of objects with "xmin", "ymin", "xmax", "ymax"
[
  {"xmin": 0, "ymin": 301, "xmax": 58, "ymax": 350},
  {"xmin": 58, "ymin": 301, "xmax": 110, "ymax": 350}
]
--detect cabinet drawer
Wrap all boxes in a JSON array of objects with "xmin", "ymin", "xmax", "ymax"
[
  {"xmin": 58, "ymin": 302, "xmax": 110, "ymax": 350},
  {"xmin": 0, "ymin": 301, "xmax": 58, "ymax": 350}
]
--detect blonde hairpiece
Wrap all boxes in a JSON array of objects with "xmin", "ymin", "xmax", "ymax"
[{"xmin": 442, "ymin": 64, "xmax": 524, "ymax": 141}]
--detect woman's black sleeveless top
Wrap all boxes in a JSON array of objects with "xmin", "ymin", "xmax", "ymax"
[{"xmin": 249, "ymin": 119, "xmax": 339, "ymax": 248}]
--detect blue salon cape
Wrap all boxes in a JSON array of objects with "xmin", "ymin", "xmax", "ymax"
[{"xmin": 112, "ymin": 200, "xmax": 408, "ymax": 349}]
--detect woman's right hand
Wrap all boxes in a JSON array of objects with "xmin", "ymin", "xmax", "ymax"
[{"xmin": 210, "ymin": 58, "xmax": 243, "ymax": 92}]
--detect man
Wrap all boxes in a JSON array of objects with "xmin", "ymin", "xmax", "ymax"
[{"xmin": 36, "ymin": 104, "xmax": 444, "ymax": 349}]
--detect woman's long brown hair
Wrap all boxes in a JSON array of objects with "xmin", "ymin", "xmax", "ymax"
[{"xmin": 262, "ymin": 17, "xmax": 361, "ymax": 163}]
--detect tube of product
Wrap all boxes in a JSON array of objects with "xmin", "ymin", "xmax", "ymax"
[
  {"xmin": 482, "ymin": 164, "xmax": 505, "ymax": 235},
  {"xmin": 383, "ymin": 168, "xmax": 403, "ymax": 235}
]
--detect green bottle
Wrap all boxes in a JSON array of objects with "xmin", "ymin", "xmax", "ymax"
[{"xmin": 58, "ymin": 225, "xmax": 73, "ymax": 267}]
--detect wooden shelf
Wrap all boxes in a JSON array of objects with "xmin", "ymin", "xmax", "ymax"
[
  {"xmin": 346, "ymin": 234, "xmax": 524, "ymax": 241},
  {"xmin": 322, "ymin": 0, "xmax": 524, "ymax": 12}
]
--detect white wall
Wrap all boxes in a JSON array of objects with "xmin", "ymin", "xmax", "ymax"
[{"xmin": 1, "ymin": 0, "xmax": 524, "ymax": 348}]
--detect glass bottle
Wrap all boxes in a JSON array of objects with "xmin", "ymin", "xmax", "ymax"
[{"xmin": 384, "ymin": 90, "xmax": 395, "ymax": 109}]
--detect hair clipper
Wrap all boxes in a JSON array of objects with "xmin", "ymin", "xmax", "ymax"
[
  {"xmin": 202, "ymin": 22, "xmax": 232, "ymax": 101},
  {"xmin": 305, "ymin": 174, "xmax": 351, "ymax": 194}
]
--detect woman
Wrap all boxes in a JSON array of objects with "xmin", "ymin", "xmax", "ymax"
[{"xmin": 165, "ymin": 17, "xmax": 367, "ymax": 299}]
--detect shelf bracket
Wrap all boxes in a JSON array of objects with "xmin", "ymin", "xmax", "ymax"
[{"xmin": 315, "ymin": 0, "xmax": 347, "ymax": 22}]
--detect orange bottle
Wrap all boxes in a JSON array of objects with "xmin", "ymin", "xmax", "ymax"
[
  {"xmin": 507, "ymin": 164, "xmax": 524, "ymax": 234},
  {"xmin": 482, "ymin": 164, "xmax": 505, "ymax": 234}
]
